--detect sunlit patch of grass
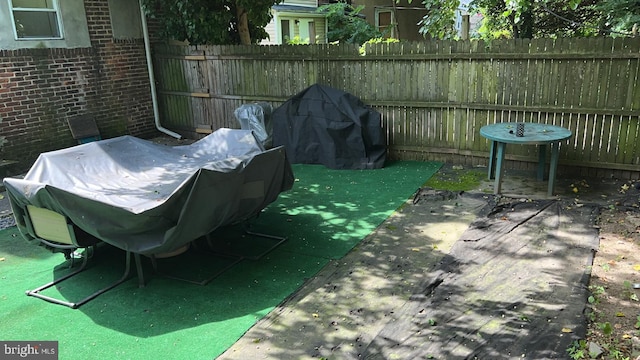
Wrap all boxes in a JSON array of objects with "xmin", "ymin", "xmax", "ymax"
[{"xmin": 423, "ymin": 168, "xmax": 485, "ymax": 192}]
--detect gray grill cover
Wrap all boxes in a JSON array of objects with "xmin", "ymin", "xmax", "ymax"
[
  {"xmin": 272, "ymin": 84, "xmax": 386, "ymax": 169},
  {"xmin": 3, "ymin": 129, "xmax": 294, "ymax": 255}
]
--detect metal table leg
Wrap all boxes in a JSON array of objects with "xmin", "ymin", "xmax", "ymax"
[
  {"xmin": 488, "ymin": 140, "xmax": 497, "ymax": 180},
  {"xmin": 548, "ymin": 142, "xmax": 560, "ymax": 196},
  {"xmin": 537, "ymin": 144, "xmax": 547, "ymax": 181},
  {"xmin": 493, "ymin": 142, "xmax": 506, "ymax": 194}
]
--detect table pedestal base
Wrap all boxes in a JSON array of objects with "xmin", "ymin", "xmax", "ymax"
[{"xmin": 487, "ymin": 141, "xmax": 560, "ymax": 197}]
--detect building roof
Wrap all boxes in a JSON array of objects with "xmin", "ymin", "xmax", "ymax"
[{"xmin": 273, "ymin": 4, "xmax": 319, "ymax": 13}]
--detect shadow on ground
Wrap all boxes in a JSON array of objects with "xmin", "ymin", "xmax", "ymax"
[{"xmin": 218, "ymin": 165, "xmax": 637, "ymax": 360}]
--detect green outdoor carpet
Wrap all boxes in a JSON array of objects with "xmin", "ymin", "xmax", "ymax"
[{"xmin": 0, "ymin": 161, "xmax": 441, "ymax": 360}]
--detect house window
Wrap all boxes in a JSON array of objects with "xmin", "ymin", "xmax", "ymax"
[
  {"xmin": 375, "ymin": 9, "xmax": 395, "ymax": 38},
  {"xmin": 281, "ymin": 19, "xmax": 291, "ymax": 42},
  {"xmin": 9, "ymin": 0, "xmax": 63, "ymax": 39},
  {"xmin": 308, "ymin": 21, "xmax": 316, "ymax": 44}
]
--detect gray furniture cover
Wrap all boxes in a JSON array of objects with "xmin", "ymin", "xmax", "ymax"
[
  {"xmin": 234, "ymin": 102, "xmax": 273, "ymax": 149},
  {"xmin": 3, "ymin": 129, "xmax": 294, "ymax": 255},
  {"xmin": 272, "ymin": 84, "xmax": 386, "ymax": 170}
]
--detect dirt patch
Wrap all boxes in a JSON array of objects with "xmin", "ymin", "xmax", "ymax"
[{"xmin": 584, "ymin": 190, "xmax": 640, "ymax": 360}]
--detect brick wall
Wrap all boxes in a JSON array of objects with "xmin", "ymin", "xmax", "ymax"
[{"xmin": 0, "ymin": 1, "xmax": 160, "ymax": 175}]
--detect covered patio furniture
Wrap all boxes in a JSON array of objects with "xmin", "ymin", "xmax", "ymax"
[
  {"xmin": 234, "ymin": 102, "xmax": 274, "ymax": 149},
  {"xmin": 67, "ymin": 114, "xmax": 102, "ymax": 144},
  {"xmin": 272, "ymin": 84, "xmax": 386, "ymax": 170},
  {"xmin": 22, "ymin": 205, "xmax": 135, "ymax": 309},
  {"xmin": 3, "ymin": 128, "xmax": 294, "ymax": 307}
]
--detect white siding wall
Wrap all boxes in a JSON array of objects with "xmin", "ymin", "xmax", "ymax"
[
  {"xmin": 315, "ymin": 18, "xmax": 326, "ymax": 43},
  {"xmin": 262, "ymin": 12, "xmax": 278, "ymax": 45},
  {"xmin": 261, "ymin": 11, "xmax": 326, "ymax": 45}
]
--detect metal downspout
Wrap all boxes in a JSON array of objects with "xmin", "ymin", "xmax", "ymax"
[{"xmin": 139, "ymin": 0, "xmax": 181, "ymax": 139}]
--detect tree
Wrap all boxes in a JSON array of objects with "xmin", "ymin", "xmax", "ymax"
[
  {"xmin": 415, "ymin": 0, "xmax": 460, "ymax": 39},
  {"xmin": 597, "ymin": 0, "xmax": 640, "ymax": 35},
  {"xmin": 317, "ymin": 2, "xmax": 385, "ymax": 44},
  {"xmin": 470, "ymin": 0, "xmax": 639, "ymax": 39},
  {"xmin": 141, "ymin": 0, "xmax": 278, "ymax": 45}
]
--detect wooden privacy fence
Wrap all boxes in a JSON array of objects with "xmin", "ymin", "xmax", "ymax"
[{"xmin": 152, "ymin": 38, "xmax": 640, "ymax": 177}]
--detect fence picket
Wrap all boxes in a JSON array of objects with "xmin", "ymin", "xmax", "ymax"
[{"xmin": 153, "ymin": 39, "xmax": 640, "ymax": 176}]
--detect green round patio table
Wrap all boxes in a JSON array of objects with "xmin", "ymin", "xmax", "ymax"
[{"xmin": 480, "ymin": 122, "xmax": 572, "ymax": 196}]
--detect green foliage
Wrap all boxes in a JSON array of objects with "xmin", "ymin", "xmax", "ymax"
[
  {"xmin": 623, "ymin": 280, "xmax": 640, "ymax": 301},
  {"xmin": 404, "ymin": 0, "xmax": 460, "ymax": 39},
  {"xmin": 286, "ymin": 36, "xmax": 310, "ymax": 45},
  {"xmin": 416, "ymin": 0, "xmax": 460, "ymax": 39},
  {"xmin": 567, "ymin": 339, "xmax": 588, "ymax": 360},
  {"xmin": 599, "ymin": 321, "xmax": 613, "ymax": 336},
  {"xmin": 422, "ymin": 168, "xmax": 485, "ymax": 192},
  {"xmin": 404, "ymin": 0, "xmax": 638, "ymax": 39},
  {"xmin": 597, "ymin": 0, "xmax": 640, "ymax": 36},
  {"xmin": 588, "ymin": 284, "xmax": 606, "ymax": 304},
  {"xmin": 470, "ymin": 0, "xmax": 639, "ymax": 38},
  {"xmin": 361, "ymin": 37, "xmax": 400, "ymax": 45},
  {"xmin": 358, "ymin": 37, "xmax": 400, "ymax": 55},
  {"xmin": 317, "ymin": 1, "xmax": 384, "ymax": 44},
  {"xmin": 141, "ymin": 0, "xmax": 276, "ymax": 45}
]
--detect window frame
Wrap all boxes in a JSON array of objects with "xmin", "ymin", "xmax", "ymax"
[
  {"xmin": 375, "ymin": 8, "xmax": 396, "ymax": 38},
  {"xmin": 307, "ymin": 21, "xmax": 316, "ymax": 44},
  {"xmin": 280, "ymin": 19, "xmax": 291, "ymax": 43},
  {"xmin": 8, "ymin": 0, "xmax": 64, "ymax": 41}
]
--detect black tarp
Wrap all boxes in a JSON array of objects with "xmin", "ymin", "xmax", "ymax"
[{"xmin": 272, "ymin": 84, "xmax": 386, "ymax": 170}]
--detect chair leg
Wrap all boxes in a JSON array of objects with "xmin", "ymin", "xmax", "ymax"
[
  {"xmin": 147, "ymin": 224, "xmax": 287, "ymax": 287},
  {"xmin": 150, "ymin": 249, "xmax": 243, "ymax": 286},
  {"xmin": 206, "ymin": 224, "xmax": 287, "ymax": 261},
  {"xmin": 26, "ymin": 250, "xmax": 134, "ymax": 309},
  {"xmin": 238, "ymin": 228, "xmax": 287, "ymax": 261},
  {"xmin": 134, "ymin": 253, "xmax": 147, "ymax": 288}
]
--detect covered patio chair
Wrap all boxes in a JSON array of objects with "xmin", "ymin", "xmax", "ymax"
[
  {"xmin": 21, "ymin": 205, "xmax": 136, "ymax": 309},
  {"xmin": 67, "ymin": 115, "xmax": 102, "ymax": 144}
]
